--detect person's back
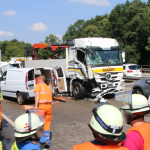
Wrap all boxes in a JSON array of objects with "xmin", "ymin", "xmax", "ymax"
[
  {"xmin": 74, "ymin": 140, "xmax": 127, "ymax": 150},
  {"xmin": 35, "ymin": 82, "xmax": 52, "ymax": 102}
]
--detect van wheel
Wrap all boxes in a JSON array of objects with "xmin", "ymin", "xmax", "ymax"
[
  {"xmin": 73, "ymin": 82, "xmax": 86, "ymax": 99},
  {"xmin": 17, "ymin": 93, "xmax": 25, "ymax": 105}
]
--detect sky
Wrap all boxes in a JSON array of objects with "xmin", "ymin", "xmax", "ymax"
[{"xmin": 0, "ymin": 0, "xmax": 148, "ymax": 44}]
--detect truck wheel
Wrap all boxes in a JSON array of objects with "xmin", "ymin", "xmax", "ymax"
[
  {"xmin": 17, "ymin": 93, "xmax": 25, "ymax": 105},
  {"xmin": 132, "ymin": 88, "xmax": 143, "ymax": 95},
  {"xmin": 73, "ymin": 82, "xmax": 86, "ymax": 99}
]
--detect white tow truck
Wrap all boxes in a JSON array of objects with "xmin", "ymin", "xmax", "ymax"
[{"xmin": 25, "ymin": 37, "xmax": 125, "ymax": 102}]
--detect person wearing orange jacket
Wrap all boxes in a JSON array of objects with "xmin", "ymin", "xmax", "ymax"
[
  {"xmin": 34, "ymin": 75, "xmax": 53, "ymax": 147},
  {"xmin": 0, "ymin": 87, "xmax": 3, "ymax": 131},
  {"xmin": 73, "ymin": 102, "xmax": 128, "ymax": 150},
  {"xmin": 115, "ymin": 90, "xmax": 150, "ymax": 150}
]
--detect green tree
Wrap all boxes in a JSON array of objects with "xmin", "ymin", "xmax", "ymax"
[
  {"xmin": 38, "ymin": 34, "xmax": 64, "ymax": 59},
  {"xmin": 145, "ymin": 37, "xmax": 150, "ymax": 51},
  {"xmin": 45, "ymin": 34, "xmax": 62, "ymax": 44},
  {"xmin": 0, "ymin": 39, "xmax": 32, "ymax": 61},
  {"xmin": 83, "ymin": 25, "xmax": 98, "ymax": 37}
]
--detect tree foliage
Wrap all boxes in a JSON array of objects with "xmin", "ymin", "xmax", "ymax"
[
  {"xmin": 63, "ymin": 0, "xmax": 150, "ymax": 64},
  {"xmin": 38, "ymin": 34, "xmax": 64, "ymax": 59},
  {"xmin": 0, "ymin": 39, "xmax": 32, "ymax": 61}
]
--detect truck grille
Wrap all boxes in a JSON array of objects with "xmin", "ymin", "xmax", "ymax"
[{"xmin": 99, "ymin": 72, "xmax": 122, "ymax": 82}]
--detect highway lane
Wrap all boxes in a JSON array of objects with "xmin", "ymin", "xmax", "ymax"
[{"xmin": 1, "ymin": 81, "xmax": 146, "ymax": 150}]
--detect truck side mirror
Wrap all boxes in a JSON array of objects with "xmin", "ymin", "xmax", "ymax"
[{"xmin": 121, "ymin": 51, "xmax": 125, "ymax": 63}]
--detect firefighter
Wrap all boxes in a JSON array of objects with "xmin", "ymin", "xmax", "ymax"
[
  {"xmin": 73, "ymin": 103, "xmax": 128, "ymax": 150},
  {"xmin": 11, "ymin": 112, "xmax": 45, "ymax": 150},
  {"xmin": 116, "ymin": 91, "xmax": 150, "ymax": 150},
  {"xmin": 34, "ymin": 75, "xmax": 53, "ymax": 146}
]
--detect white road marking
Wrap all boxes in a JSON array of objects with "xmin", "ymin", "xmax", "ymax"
[{"xmin": 2, "ymin": 113, "xmax": 14, "ymax": 127}]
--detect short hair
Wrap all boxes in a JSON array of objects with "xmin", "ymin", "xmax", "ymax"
[{"xmin": 39, "ymin": 75, "xmax": 45, "ymax": 82}]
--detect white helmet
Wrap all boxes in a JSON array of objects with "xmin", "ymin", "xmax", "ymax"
[
  {"xmin": 14, "ymin": 111, "xmax": 44, "ymax": 138},
  {"xmin": 115, "ymin": 90, "xmax": 150, "ymax": 114},
  {"xmin": 89, "ymin": 103, "xmax": 126, "ymax": 144}
]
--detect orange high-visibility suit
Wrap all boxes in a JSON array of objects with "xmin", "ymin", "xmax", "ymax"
[
  {"xmin": 34, "ymin": 82, "xmax": 53, "ymax": 141},
  {"xmin": 73, "ymin": 142, "xmax": 128, "ymax": 150}
]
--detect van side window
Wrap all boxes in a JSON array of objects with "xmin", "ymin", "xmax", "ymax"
[
  {"xmin": 56, "ymin": 68, "xmax": 63, "ymax": 77},
  {"xmin": 28, "ymin": 70, "xmax": 34, "ymax": 81},
  {"xmin": 77, "ymin": 50, "xmax": 86, "ymax": 65},
  {"xmin": 1, "ymin": 71, "xmax": 7, "ymax": 81}
]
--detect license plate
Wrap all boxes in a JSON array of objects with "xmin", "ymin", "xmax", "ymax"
[{"xmin": 134, "ymin": 74, "xmax": 139, "ymax": 76}]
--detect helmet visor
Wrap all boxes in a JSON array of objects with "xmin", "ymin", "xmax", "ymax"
[
  {"xmin": 116, "ymin": 90, "xmax": 150, "ymax": 111},
  {"xmin": 115, "ymin": 90, "xmax": 132, "ymax": 103},
  {"xmin": 27, "ymin": 110, "xmax": 45, "ymax": 132}
]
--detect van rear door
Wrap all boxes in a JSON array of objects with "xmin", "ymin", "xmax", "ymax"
[
  {"xmin": 54, "ymin": 66, "xmax": 67, "ymax": 93},
  {"xmin": 41, "ymin": 68, "xmax": 54, "ymax": 92},
  {"xmin": 27, "ymin": 69, "xmax": 35, "ymax": 97}
]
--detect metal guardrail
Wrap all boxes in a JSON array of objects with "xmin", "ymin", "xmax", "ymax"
[
  {"xmin": 123, "ymin": 76, "xmax": 148, "ymax": 82},
  {"xmin": 139, "ymin": 65, "xmax": 150, "ymax": 73}
]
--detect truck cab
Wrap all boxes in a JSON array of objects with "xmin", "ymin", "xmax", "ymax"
[{"xmin": 67, "ymin": 38, "xmax": 125, "ymax": 101}]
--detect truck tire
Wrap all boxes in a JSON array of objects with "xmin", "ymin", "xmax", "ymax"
[
  {"xmin": 132, "ymin": 88, "xmax": 143, "ymax": 95},
  {"xmin": 73, "ymin": 82, "xmax": 86, "ymax": 99},
  {"xmin": 17, "ymin": 93, "xmax": 25, "ymax": 105}
]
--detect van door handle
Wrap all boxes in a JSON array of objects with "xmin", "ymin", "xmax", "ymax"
[{"xmin": 4, "ymin": 83, "xmax": 6, "ymax": 84}]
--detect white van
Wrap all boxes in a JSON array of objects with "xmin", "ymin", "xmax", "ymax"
[{"xmin": 0, "ymin": 67, "xmax": 67, "ymax": 104}]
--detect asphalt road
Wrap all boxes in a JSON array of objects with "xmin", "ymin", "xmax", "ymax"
[{"xmin": 1, "ymin": 81, "xmax": 150, "ymax": 150}]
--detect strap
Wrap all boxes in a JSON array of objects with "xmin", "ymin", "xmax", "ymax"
[
  {"xmin": 28, "ymin": 111, "xmax": 31, "ymax": 132},
  {"xmin": 39, "ymin": 83, "xmax": 52, "ymax": 96},
  {"xmin": 39, "ymin": 100, "xmax": 53, "ymax": 103},
  {"xmin": 92, "ymin": 108, "xmax": 123, "ymax": 134}
]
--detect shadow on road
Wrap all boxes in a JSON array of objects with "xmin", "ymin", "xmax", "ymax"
[{"xmin": 3, "ymin": 96, "xmax": 35, "ymax": 105}]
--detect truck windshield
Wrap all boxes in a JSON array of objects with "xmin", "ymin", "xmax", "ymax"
[{"xmin": 86, "ymin": 46, "xmax": 123, "ymax": 65}]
